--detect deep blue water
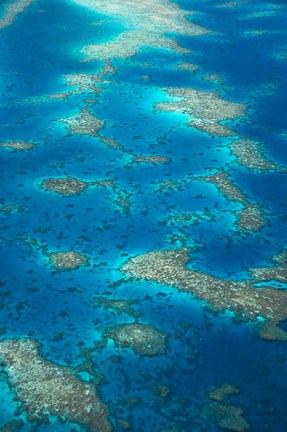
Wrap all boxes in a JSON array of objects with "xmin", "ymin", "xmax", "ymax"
[{"xmin": 0, "ymin": 0, "xmax": 287, "ymax": 430}]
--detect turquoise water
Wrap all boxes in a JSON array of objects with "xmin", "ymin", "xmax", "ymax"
[{"xmin": 0, "ymin": 0, "xmax": 287, "ymax": 430}]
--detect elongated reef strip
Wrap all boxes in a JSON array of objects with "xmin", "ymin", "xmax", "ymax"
[
  {"xmin": 0, "ymin": 339, "xmax": 112, "ymax": 431},
  {"xmin": 230, "ymin": 139, "xmax": 285, "ymax": 171},
  {"xmin": 0, "ymin": 141, "xmax": 35, "ymax": 151},
  {"xmin": 41, "ymin": 177, "xmax": 114, "ymax": 196},
  {"xmin": 197, "ymin": 171, "xmax": 266, "ymax": 231},
  {"xmin": 132, "ymin": 155, "xmax": 171, "ymax": 164},
  {"xmin": 0, "ymin": 0, "xmax": 35, "ymax": 31},
  {"xmin": 121, "ymin": 248, "xmax": 287, "ymax": 340}
]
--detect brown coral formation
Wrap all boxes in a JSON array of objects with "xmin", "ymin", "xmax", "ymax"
[
  {"xmin": 0, "ymin": 204, "xmax": 25, "ymax": 214},
  {"xmin": 0, "ymin": 0, "xmax": 35, "ymax": 31},
  {"xmin": 230, "ymin": 139, "xmax": 285, "ymax": 171},
  {"xmin": 78, "ymin": 0, "xmax": 209, "ymax": 61},
  {"xmin": 156, "ymin": 88, "xmax": 246, "ymax": 136},
  {"xmin": 0, "ymin": 141, "xmax": 35, "ymax": 150},
  {"xmin": 40, "ymin": 177, "xmax": 114, "ymax": 196},
  {"xmin": 209, "ymin": 384, "xmax": 240, "ymax": 402},
  {"xmin": 211, "ymin": 405, "xmax": 250, "ymax": 432},
  {"xmin": 59, "ymin": 108, "xmax": 105, "ymax": 137},
  {"xmin": 176, "ymin": 62, "xmax": 199, "ymax": 71},
  {"xmin": 209, "ymin": 384, "xmax": 249, "ymax": 431},
  {"xmin": 0, "ymin": 339, "xmax": 112, "ymax": 431},
  {"xmin": 20, "ymin": 237, "xmax": 89, "ymax": 272},
  {"xmin": 250, "ymin": 251, "xmax": 287, "ymax": 283},
  {"xmin": 48, "ymin": 251, "xmax": 88, "ymax": 271},
  {"xmin": 103, "ymin": 322, "xmax": 167, "ymax": 356},
  {"xmin": 121, "ymin": 248, "xmax": 287, "ymax": 340},
  {"xmin": 197, "ymin": 171, "xmax": 266, "ymax": 231}
]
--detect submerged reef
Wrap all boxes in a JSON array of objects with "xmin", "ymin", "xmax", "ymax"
[
  {"xmin": 197, "ymin": 171, "xmax": 266, "ymax": 231},
  {"xmin": 156, "ymin": 88, "xmax": 246, "ymax": 136},
  {"xmin": 121, "ymin": 248, "xmax": 287, "ymax": 340},
  {"xmin": 0, "ymin": 339, "xmax": 111, "ymax": 431},
  {"xmin": 77, "ymin": 0, "xmax": 209, "ymax": 61},
  {"xmin": 230, "ymin": 139, "xmax": 285, "ymax": 171},
  {"xmin": 0, "ymin": 141, "xmax": 35, "ymax": 151},
  {"xmin": 209, "ymin": 384, "xmax": 249, "ymax": 431},
  {"xmin": 103, "ymin": 323, "xmax": 167, "ymax": 356},
  {"xmin": 95, "ymin": 296, "xmax": 140, "ymax": 318},
  {"xmin": 0, "ymin": 204, "xmax": 25, "ymax": 214},
  {"xmin": 209, "ymin": 384, "xmax": 240, "ymax": 402},
  {"xmin": 40, "ymin": 177, "xmax": 114, "ymax": 196},
  {"xmin": 160, "ymin": 210, "xmax": 213, "ymax": 227},
  {"xmin": 211, "ymin": 405, "xmax": 250, "ymax": 432}
]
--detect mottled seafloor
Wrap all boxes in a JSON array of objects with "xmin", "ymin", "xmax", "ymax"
[{"xmin": 0, "ymin": 0, "xmax": 287, "ymax": 431}]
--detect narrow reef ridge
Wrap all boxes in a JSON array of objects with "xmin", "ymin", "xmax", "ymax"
[
  {"xmin": 197, "ymin": 171, "xmax": 266, "ymax": 231},
  {"xmin": 230, "ymin": 139, "xmax": 286, "ymax": 171},
  {"xmin": 121, "ymin": 249, "xmax": 287, "ymax": 340},
  {"xmin": 132, "ymin": 155, "xmax": 171, "ymax": 164},
  {"xmin": 156, "ymin": 88, "xmax": 246, "ymax": 136},
  {"xmin": 0, "ymin": 141, "xmax": 35, "ymax": 151},
  {"xmin": 103, "ymin": 322, "xmax": 168, "ymax": 356},
  {"xmin": 0, "ymin": 339, "xmax": 112, "ymax": 431}
]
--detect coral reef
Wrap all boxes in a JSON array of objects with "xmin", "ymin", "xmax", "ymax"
[
  {"xmin": 95, "ymin": 296, "xmax": 140, "ymax": 318},
  {"xmin": 0, "ymin": 339, "xmax": 111, "ymax": 431},
  {"xmin": 0, "ymin": 141, "xmax": 35, "ymax": 151},
  {"xmin": 58, "ymin": 108, "xmax": 104, "ymax": 137},
  {"xmin": 48, "ymin": 251, "xmax": 88, "ymax": 271},
  {"xmin": 197, "ymin": 171, "xmax": 267, "ymax": 231},
  {"xmin": 75, "ymin": 0, "xmax": 209, "ymax": 61},
  {"xmin": 103, "ymin": 323, "xmax": 168, "ymax": 355},
  {"xmin": 230, "ymin": 139, "xmax": 285, "ymax": 171},
  {"xmin": 0, "ymin": 204, "xmax": 25, "ymax": 214},
  {"xmin": 121, "ymin": 248, "xmax": 287, "ymax": 340},
  {"xmin": 211, "ymin": 405, "xmax": 250, "ymax": 431},
  {"xmin": 209, "ymin": 384, "xmax": 240, "ymax": 402},
  {"xmin": 0, "ymin": 0, "xmax": 35, "ymax": 31},
  {"xmin": 132, "ymin": 155, "xmax": 171, "ymax": 164},
  {"xmin": 249, "ymin": 251, "xmax": 287, "ymax": 283},
  {"xmin": 209, "ymin": 384, "xmax": 249, "ymax": 431},
  {"xmin": 156, "ymin": 88, "xmax": 246, "ymax": 136},
  {"xmin": 40, "ymin": 177, "xmax": 114, "ymax": 196}
]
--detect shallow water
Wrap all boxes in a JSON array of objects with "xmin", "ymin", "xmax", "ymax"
[{"xmin": 0, "ymin": 0, "xmax": 287, "ymax": 431}]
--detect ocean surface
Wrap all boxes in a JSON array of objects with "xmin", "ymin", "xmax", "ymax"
[{"xmin": 0, "ymin": 0, "xmax": 286, "ymax": 431}]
